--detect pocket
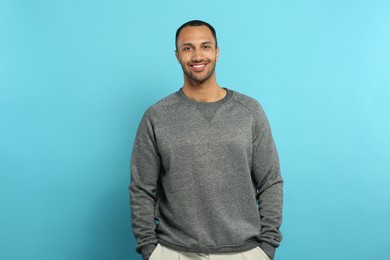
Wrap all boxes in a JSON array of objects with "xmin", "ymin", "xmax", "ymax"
[
  {"xmin": 149, "ymin": 244, "xmax": 161, "ymax": 260},
  {"xmin": 256, "ymin": 246, "xmax": 270, "ymax": 260}
]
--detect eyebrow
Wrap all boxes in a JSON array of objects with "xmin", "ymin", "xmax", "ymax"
[{"xmin": 180, "ymin": 41, "xmax": 213, "ymax": 47}]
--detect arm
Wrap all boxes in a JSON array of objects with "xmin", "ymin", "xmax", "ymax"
[
  {"xmin": 251, "ymin": 103, "xmax": 283, "ymax": 260},
  {"xmin": 129, "ymin": 110, "xmax": 160, "ymax": 260}
]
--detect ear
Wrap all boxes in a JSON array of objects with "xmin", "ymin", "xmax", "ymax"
[
  {"xmin": 215, "ymin": 47, "xmax": 220, "ymax": 62},
  {"xmin": 175, "ymin": 50, "xmax": 180, "ymax": 62}
]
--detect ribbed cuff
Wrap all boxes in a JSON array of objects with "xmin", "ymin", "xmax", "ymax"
[
  {"xmin": 142, "ymin": 244, "xmax": 157, "ymax": 260},
  {"xmin": 259, "ymin": 242, "xmax": 276, "ymax": 260}
]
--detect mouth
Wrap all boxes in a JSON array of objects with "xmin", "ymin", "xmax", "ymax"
[{"xmin": 189, "ymin": 62, "xmax": 207, "ymax": 72}]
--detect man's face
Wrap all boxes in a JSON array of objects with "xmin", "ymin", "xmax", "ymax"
[{"xmin": 175, "ymin": 25, "xmax": 219, "ymax": 84}]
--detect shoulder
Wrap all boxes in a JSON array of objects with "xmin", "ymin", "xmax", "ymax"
[
  {"xmin": 231, "ymin": 90, "xmax": 273, "ymax": 136},
  {"xmin": 231, "ymin": 90, "xmax": 265, "ymax": 116},
  {"xmin": 143, "ymin": 91, "xmax": 181, "ymax": 120}
]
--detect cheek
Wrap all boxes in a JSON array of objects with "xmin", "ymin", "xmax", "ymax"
[
  {"xmin": 177, "ymin": 53, "xmax": 190, "ymax": 63},
  {"xmin": 176, "ymin": 55, "xmax": 185, "ymax": 65},
  {"xmin": 215, "ymin": 48, "xmax": 220, "ymax": 61}
]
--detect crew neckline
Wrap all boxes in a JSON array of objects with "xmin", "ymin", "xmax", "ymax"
[{"xmin": 176, "ymin": 88, "xmax": 233, "ymax": 107}]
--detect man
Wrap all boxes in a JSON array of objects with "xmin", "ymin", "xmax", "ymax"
[{"xmin": 130, "ymin": 20, "xmax": 283, "ymax": 260}]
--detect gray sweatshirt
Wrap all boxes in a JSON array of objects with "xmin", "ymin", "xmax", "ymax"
[{"xmin": 130, "ymin": 89, "xmax": 283, "ymax": 260}]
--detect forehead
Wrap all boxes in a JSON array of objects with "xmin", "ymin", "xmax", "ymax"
[{"xmin": 177, "ymin": 25, "xmax": 215, "ymax": 46}]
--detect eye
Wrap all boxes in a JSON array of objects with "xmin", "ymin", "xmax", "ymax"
[
  {"xmin": 183, "ymin": 47, "xmax": 192, "ymax": 51},
  {"xmin": 202, "ymin": 45, "xmax": 211, "ymax": 49}
]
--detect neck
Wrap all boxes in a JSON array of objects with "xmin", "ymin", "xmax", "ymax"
[{"xmin": 182, "ymin": 75, "xmax": 226, "ymax": 102}]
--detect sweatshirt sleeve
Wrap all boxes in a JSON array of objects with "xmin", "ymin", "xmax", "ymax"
[
  {"xmin": 251, "ymin": 102, "xmax": 283, "ymax": 260},
  {"xmin": 129, "ymin": 109, "xmax": 160, "ymax": 260}
]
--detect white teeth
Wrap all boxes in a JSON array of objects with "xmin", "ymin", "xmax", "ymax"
[{"xmin": 193, "ymin": 64, "xmax": 205, "ymax": 68}]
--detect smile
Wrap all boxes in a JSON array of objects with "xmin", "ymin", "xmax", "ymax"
[{"xmin": 190, "ymin": 63, "xmax": 207, "ymax": 71}]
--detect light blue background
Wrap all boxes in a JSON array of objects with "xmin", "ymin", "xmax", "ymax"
[{"xmin": 1, "ymin": 1, "xmax": 389, "ymax": 259}]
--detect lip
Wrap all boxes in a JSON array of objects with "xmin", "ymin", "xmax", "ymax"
[{"xmin": 189, "ymin": 62, "xmax": 208, "ymax": 72}]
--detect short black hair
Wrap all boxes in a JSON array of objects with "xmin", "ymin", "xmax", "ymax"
[{"xmin": 175, "ymin": 20, "xmax": 218, "ymax": 51}]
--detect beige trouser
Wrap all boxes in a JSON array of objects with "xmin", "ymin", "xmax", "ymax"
[{"xmin": 149, "ymin": 244, "xmax": 270, "ymax": 260}]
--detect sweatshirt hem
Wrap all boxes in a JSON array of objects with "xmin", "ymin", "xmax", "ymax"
[
  {"xmin": 260, "ymin": 241, "xmax": 276, "ymax": 260},
  {"xmin": 157, "ymin": 238, "xmax": 259, "ymax": 254}
]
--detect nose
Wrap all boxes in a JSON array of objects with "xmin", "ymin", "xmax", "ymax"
[{"xmin": 191, "ymin": 48, "xmax": 203, "ymax": 62}]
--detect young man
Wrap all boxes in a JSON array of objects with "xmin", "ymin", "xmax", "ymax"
[{"xmin": 130, "ymin": 20, "xmax": 283, "ymax": 260}]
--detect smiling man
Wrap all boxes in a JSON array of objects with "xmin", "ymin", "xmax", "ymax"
[
  {"xmin": 130, "ymin": 20, "xmax": 283, "ymax": 260},
  {"xmin": 176, "ymin": 24, "xmax": 218, "ymax": 86}
]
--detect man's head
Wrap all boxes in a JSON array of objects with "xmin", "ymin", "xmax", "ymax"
[
  {"xmin": 175, "ymin": 20, "xmax": 218, "ymax": 51},
  {"xmin": 175, "ymin": 20, "xmax": 219, "ymax": 84}
]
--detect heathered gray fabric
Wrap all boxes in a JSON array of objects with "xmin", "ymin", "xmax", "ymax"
[
  {"xmin": 130, "ymin": 89, "xmax": 283, "ymax": 260},
  {"xmin": 178, "ymin": 88, "xmax": 233, "ymax": 123}
]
